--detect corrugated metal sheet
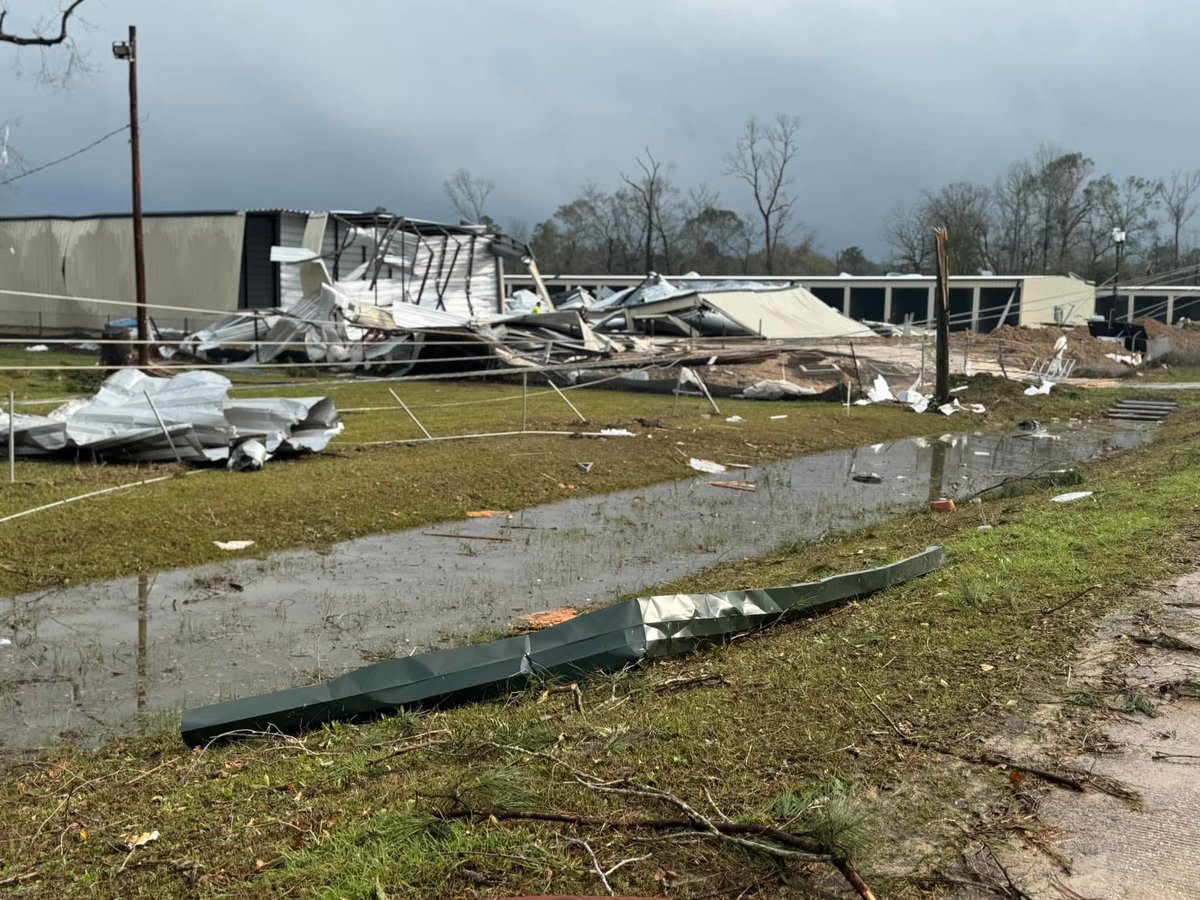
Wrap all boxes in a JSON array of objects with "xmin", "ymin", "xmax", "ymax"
[
  {"xmin": 277, "ymin": 213, "xmax": 310, "ymax": 308},
  {"xmin": 0, "ymin": 214, "xmax": 245, "ymax": 331}
]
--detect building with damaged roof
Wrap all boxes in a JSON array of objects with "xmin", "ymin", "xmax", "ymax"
[{"xmin": 0, "ymin": 209, "xmax": 543, "ymax": 333}]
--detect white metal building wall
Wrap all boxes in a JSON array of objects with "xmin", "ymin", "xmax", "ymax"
[{"xmin": 0, "ymin": 214, "xmax": 245, "ymax": 332}]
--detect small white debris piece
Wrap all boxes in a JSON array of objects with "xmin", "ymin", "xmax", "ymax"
[
  {"xmin": 896, "ymin": 389, "xmax": 929, "ymax": 413},
  {"xmin": 725, "ymin": 415, "xmax": 744, "ymax": 423},
  {"xmin": 576, "ymin": 462, "xmax": 593, "ymax": 473},
  {"xmin": 977, "ymin": 525, "xmax": 994, "ymax": 533},
  {"xmin": 737, "ymin": 380, "xmax": 814, "ymax": 400},
  {"xmin": 866, "ymin": 375, "xmax": 894, "ymax": 403},
  {"xmin": 598, "ymin": 428, "xmax": 635, "ymax": 437},
  {"xmin": 688, "ymin": 458, "xmax": 727, "ymax": 474},
  {"xmin": 1024, "ymin": 379, "xmax": 1054, "ymax": 396},
  {"xmin": 1051, "ymin": 491, "xmax": 1093, "ymax": 503},
  {"xmin": 0, "ymin": 637, "xmax": 11, "ymax": 647},
  {"xmin": 228, "ymin": 439, "xmax": 269, "ymax": 472},
  {"xmin": 974, "ymin": 451, "xmax": 991, "ymax": 457},
  {"xmin": 770, "ymin": 414, "xmax": 788, "ymax": 419},
  {"xmin": 214, "ymin": 540, "xmax": 255, "ymax": 551},
  {"xmin": 25, "ymin": 344, "xmax": 48, "ymax": 352}
]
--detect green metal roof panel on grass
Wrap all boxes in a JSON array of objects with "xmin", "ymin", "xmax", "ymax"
[{"xmin": 181, "ymin": 546, "xmax": 946, "ymax": 746}]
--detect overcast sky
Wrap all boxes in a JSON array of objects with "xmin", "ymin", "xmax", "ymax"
[{"xmin": 0, "ymin": 0, "xmax": 1194, "ymax": 258}]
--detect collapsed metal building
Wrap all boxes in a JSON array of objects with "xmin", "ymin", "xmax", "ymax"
[{"xmin": 0, "ymin": 209, "xmax": 544, "ymax": 333}]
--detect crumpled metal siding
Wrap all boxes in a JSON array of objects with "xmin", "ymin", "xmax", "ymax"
[{"xmin": 180, "ymin": 546, "xmax": 946, "ymax": 746}]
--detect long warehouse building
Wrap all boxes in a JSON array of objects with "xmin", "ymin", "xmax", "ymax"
[{"xmin": 504, "ymin": 273, "xmax": 1096, "ymax": 332}]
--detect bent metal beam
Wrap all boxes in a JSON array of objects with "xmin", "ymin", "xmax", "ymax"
[{"xmin": 181, "ymin": 546, "xmax": 946, "ymax": 746}]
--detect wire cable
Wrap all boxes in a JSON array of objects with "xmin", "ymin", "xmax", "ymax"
[{"xmin": 0, "ymin": 124, "xmax": 130, "ymax": 188}]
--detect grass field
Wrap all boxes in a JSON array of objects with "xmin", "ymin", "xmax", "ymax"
[
  {"xmin": 0, "ymin": 346, "xmax": 1142, "ymax": 597},
  {"xmin": 0, "ymin": 350, "xmax": 1197, "ymax": 896}
]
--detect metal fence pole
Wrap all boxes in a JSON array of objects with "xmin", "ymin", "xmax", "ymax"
[
  {"xmin": 8, "ymin": 390, "xmax": 14, "ymax": 483},
  {"xmin": 521, "ymin": 374, "xmax": 528, "ymax": 432}
]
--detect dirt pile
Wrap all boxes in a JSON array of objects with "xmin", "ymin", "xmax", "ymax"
[
  {"xmin": 955, "ymin": 325, "xmax": 1125, "ymax": 372},
  {"xmin": 1135, "ymin": 318, "xmax": 1200, "ymax": 358}
]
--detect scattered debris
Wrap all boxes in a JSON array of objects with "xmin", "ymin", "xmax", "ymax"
[
  {"xmin": 735, "ymin": 380, "xmax": 815, "ymax": 400},
  {"xmin": 867, "ymin": 375, "xmax": 895, "ymax": 403},
  {"xmin": 598, "ymin": 428, "xmax": 635, "ymax": 437},
  {"xmin": 228, "ymin": 439, "xmax": 268, "ymax": 472},
  {"xmin": 724, "ymin": 415, "xmax": 744, "ymax": 423},
  {"xmin": 852, "ymin": 473, "xmax": 883, "ymax": 484},
  {"xmin": 709, "ymin": 480, "xmax": 757, "ymax": 491},
  {"xmin": 424, "ymin": 533, "xmax": 514, "ymax": 543},
  {"xmin": 1024, "ymin": 379, "xmax": 1054, "ymax": 396},
  {"xmin": 465, "ymin": 510, "xmax": 509, "ymax": 518},
  {"xmin": 513, "ymin": 607, "xmax": 580, "ymax": 633},
  {"xmin": 770, "ymin": 414, "xmax": 788, "ymax": 420},
  {"xmin": 213, "ymin": 540, "xmax": 255, "ymax": 551},
  {"xmin": 24, "ymin": 344, "xmax": 48, "ymax": 352},
  {"xmin": 1051, "ymin": 491, "xmax": 1093, "ymax": 503},
  {"xmin": 123, "ymin": 830, "xmax": 160, "ymax": 850},
  {"xmin": 0, "ymin": 369, "xmax": 342, "ymax": 465},
  {"xmin": 977, "ymin": 525, "xmax": 994, "ymax": 533},
  {"xmin": 929, "ymin": 498, "xmax": 956, "ymax": 513},
  {"xmin": 576, "ymin": 462, "xmax": 594, "ymax": 473},
  {"xmin": 1017, "ymin": 418, "xmax": 1042, "ymax": 432},
  {"xmin": 688, "ymin": 458, "xmax": 727, "ymax": 474}
]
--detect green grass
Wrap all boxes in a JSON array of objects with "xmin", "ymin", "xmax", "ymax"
[{"xmin": 2, "ymin": 404, "xmax": 1199, "ymax": 897}]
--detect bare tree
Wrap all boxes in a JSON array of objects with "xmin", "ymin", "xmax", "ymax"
[
  {"xmin": 882, "ymin": 200, "xmax": 932, "ymax": 273},
  {"xmin": 1159, "ymin": 170, "xmax": 1200, "ymax": 264},
  {"xmin": 0, "ymin": 0, "xmax": 92, "ymax": 86},
  {"xmin": 725, "ymin": 113, "xmax": 800, "ymax": 274},
  {"xmin": 620, "ymin": 148, "xmax": 677, "ymax": 273},
  {"xmin": 443, "ymin": 167, "xmax": 496, "ymax": 224}
]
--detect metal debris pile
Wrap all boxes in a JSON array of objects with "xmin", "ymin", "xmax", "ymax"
[
  {"xmin": 177, "ymin": 264, "xmax": 876, "ymax": 376},
  {"xmin": 0, "ymin": 369, "xmax": 342, "ymax": 466}
]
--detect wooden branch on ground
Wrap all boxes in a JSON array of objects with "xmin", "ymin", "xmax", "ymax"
[
  {"xmin": 368, "ymin": 729, "xmax": 452, "ymax": 766},
  {"xmin": 869, "ymin": 697, "xmax": 1138, "ymax": 800},
  {"xmin": 441, "ymin": 808, "xmax": 876, "ymax": 900}
]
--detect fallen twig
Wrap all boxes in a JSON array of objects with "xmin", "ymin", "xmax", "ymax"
[
  {"xmin": 368, "ymin": 729, "xmax": 452, "ymax": 766},
  {"xmin": 1040, "ymin": 584, "xmax": 1100, "ymax": 617},
  {"xmin": 423, "ymin": 532, "xmax": 513, "ymax": 543},
  {"xmin": 0, "ymin": 870, "xmax": 40, "ymax": 888},
  {"xmin": 538, "ymin": 682, "xmax": 585, "ymax": 717},
  {"xmin": 479, "ymin": 740, "xmax": 876, "ymax": 898},
  {"xmin": 1151, "ymin": 751, "xmax": 1200, "ymax": 763},
  {"xmin": 868, "ymin": 696, "xmax": 1137, "ymax": 801},
  {"xmin": 643, "ymin": 673, "xmax": 728, "ymax": 693},
  {"xmin": 1133, "ymin": 632, "xmax": 1200, "ymax": 653}
]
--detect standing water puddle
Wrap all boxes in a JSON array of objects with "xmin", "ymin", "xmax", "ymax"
[{"xmin": 2, "ymin": 424, "xmax": 1150, "ymax": 749}]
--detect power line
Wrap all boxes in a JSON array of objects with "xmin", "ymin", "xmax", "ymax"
[{"xmin": 0, "ymin": 124, "xmax": 129, "ymax": 188}]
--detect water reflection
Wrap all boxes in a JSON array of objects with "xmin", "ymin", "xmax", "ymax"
[{"xmin": 0, "ymin": 424, "xmax": 1152, "ymax": 750}]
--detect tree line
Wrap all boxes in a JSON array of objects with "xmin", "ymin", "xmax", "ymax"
[
  {"xmin": 447, "ymin": 137, "xmax": 1200, "ymax": 285},
  {"xmin": 445, "ymin": 114, "xmax": 865, "ymax": 279}
]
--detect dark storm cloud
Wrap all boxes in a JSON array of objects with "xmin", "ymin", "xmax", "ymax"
[{"xmin": 2, "ymin": 0, "xmax": 1195, "ymax": 256}]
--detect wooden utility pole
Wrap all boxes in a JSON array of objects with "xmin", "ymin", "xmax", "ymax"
[
  {"xmin": 933, "ymin": 226, "xmax": 950, "ymax": 405},
  {"xmin": 115, "ymin": 25, "xmax": 149, "ymax": 368}
]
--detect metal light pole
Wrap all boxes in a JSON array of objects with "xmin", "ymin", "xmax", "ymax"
[
  {"xmin": 1111, "ymin": 227, "xmax": 1126, "ymax": 324},
  {"xmin": 113, "ymin": 27, "xmax": 149, "ymax": 368}
]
